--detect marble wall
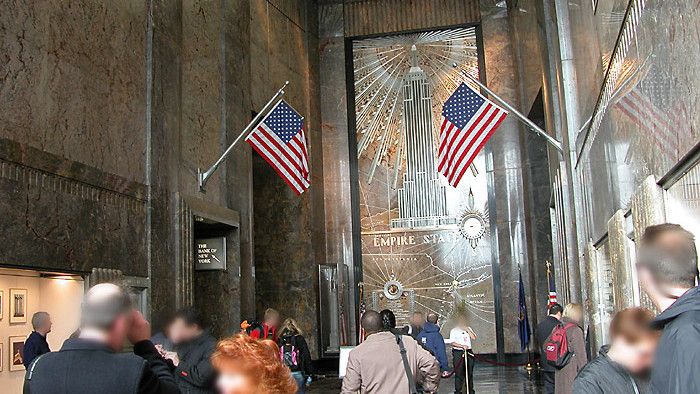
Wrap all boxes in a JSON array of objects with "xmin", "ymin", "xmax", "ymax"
[
  {"xmin": 0, "ymin": 0, "xmax": 283, "ymax": 342},
  {"xmin": 250, "ymin": 0, "xmax": 326, "ymax": 357},
  {"xmin": 0, "ymin": 1, "xmax": 147, "ymax": 183},
  {"xmin": 0, "ymin": 1, "xmax": 149, "ymax": 276},
  {"xmin": 542, "ymin": 0, "xmax": 700, "ymax": 319}
]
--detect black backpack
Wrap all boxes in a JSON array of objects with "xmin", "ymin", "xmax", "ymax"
[{"xmin": 279, "ymin": 336, "xmax": 301, "ymax": 370}]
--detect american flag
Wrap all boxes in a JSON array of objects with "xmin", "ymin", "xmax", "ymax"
[
  {"xmin": 245, "ymin": 100, "xmax": 310, "ymax": 194},
  {"xmin": 546, "ymin": 262, "xmax": 558, "ymax": 308},
  {"xmin": 438, "ymin": 83, "xmax": 508, "ymax": 187},
  {"xmin": 358, "ymin": 298, "xmax": 366, "ymax": 344},
  {"xmin": 614, "ymin": 71, "xmax": 681, "ymax": 160}
]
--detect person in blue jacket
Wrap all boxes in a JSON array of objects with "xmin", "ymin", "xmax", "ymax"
[{"xmin": 416, "ymin": 312, "xmax": 449, "ymax": 374}]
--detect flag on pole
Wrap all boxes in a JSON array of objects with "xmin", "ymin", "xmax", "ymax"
[
  {"xmin": 438, "ymin": 82, "xmax": 508, "ymax": 187},
  {"xmin": 245, "ymin": 100, "xmax": 310, "ymax": 194},
  {"xmin": 358, "ymin": 298, "xmax": 366, "ymax": 344},
  {"xmin": 357, "ymin": 282, "xmax": 367, "ymax": 344},
  {"xmin": 546, "ymin": 261, "xmax": 558, "ymax": 308},
  {"xmin": 518, "ymin": 269, "xmax": 531, "ymax": 352}
]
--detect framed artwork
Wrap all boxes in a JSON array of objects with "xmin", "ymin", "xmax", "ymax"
[
  {"xmin": 0, "ymin": 342, "xmax": 3, "ymax": 371},
  {"xmin": 0, "ymin": 289, "xmax": 3, "ymax": 320},
  {"xmin": 9, "ymin": 288, "xmax": 27, "ymax": 324},
  {"xmin": 9, "ymin": 336, "xmax": 25, "ymax": 371}
]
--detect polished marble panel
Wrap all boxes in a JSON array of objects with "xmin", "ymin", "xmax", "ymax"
[{"xmin": 573, "ymin": 0, "xmax": 700, "ymax": 244}]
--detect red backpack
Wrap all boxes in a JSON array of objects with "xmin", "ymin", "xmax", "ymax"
[{"xmin": 544, "ymin": 323, "xmax": 576, "ymax": 369}]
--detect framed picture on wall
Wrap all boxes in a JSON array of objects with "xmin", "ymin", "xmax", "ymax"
[
  {"xmin": 9, "ymin": 336, "xmax": 25, "ymax": 371},
  {"xmin": 0, "ymin": 289, "xmax": 4, "ymax": 320},
  {"xmin": 9, "ymin": 288, "xmax": 27, "ymax": 324},
  {"xmin": 0, "ymin": 342, "xmax": 3, "ymax": 371}
]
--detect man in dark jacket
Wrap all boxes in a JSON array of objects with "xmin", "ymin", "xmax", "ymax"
[
  {"xmin": 416, "ymin": 313, "xmax": 448, "ymax": 373},
  {"xmin": 23, "ymin": 312, "xmax": 52, "ymax": 368},
  {"xmin": 636, "ymin": 223, "xmax": 700, "ymax": 394},
  {"xmin": 161, "ymin": 307, "xmax": 217, "ymax": 393},
  {"xmin": 573, "ymin": 307, "xmax": 658, "ymax": 394},
  {"xmin": 23, "ymin": 283, "xmax": 179, "ymax": 394},
  {"xmin": 536, "ymin": 303, "xmax": 562, "ymax": 394}
]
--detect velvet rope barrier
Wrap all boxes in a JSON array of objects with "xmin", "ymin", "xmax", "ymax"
[{"xmin": 443, "ymin": 353, "xmax": 540, "ymax": 377}]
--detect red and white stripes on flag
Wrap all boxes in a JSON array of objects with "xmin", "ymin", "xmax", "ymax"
[
  {"xmin": 245, "ymin": 100, "xmax": 310, "ymax": 195},
  {"xmin": 438, "ymin": 83, "xmax": 508, "ymax": 187},
  {"xmin": 547, "ymin": 263, "xmax": 558, "ymax": 308},
  {"xmin": 358, "ymin": 300, "xmax": 366, "ymax": 344},
  {"xmin": 615, "ymin": 88, "xmax": 680, "ymax": 159}
]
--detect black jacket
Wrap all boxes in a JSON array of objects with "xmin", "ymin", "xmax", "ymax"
[
  {"xmin": 23, "ymin": 331, "xmax": 51, "ymax": 368},
  {"xmin": 650, "ymin": 285, "xmax": 700, "ymax": 394},
  {"xmin": 573, "ymin": 345, "xmax": 650, "ymax": 394},
  {"xmin": 172, "ymin": 331, "xmax": 217, "ymax": 393},
  {"xmin": 278, "ymin": 335, "xmax": 313, "ymax": 375},
  {"xmin": 536, "ymin": 315, "xmax": 560, "ymax": 372},
  {"xmin": 23, "ymin": 338, "xmax": 179, "ymax": 394}
]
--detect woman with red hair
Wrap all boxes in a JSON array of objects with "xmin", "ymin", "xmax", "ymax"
[{"xmin": 212, "ymin": 334, "xmax": 297, "ymax": 394}]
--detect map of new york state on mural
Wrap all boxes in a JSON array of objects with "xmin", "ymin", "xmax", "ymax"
[{"xmin": 353, "ymin": 27, "xmax": 497, "ymax": 353}]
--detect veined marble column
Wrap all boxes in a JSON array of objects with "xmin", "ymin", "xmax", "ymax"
[{"xmin": 481, "ymin": 4, "xmax": 533, "ymax": 357}]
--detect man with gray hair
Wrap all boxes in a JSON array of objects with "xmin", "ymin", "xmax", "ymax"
[
  {"xmin": 23, "ymin": 283, "xmax": 179, "ymax": 393},
  {"xmin": 22, "ymin": 311, "xmax": 52, "ymax": 368}
]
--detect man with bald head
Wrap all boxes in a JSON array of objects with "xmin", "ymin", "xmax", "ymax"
[
  {"xmin": 637, "ymin": 223, "xmax": 700, "ymax": 393},
  {"xmin": 24, "ymin": 283, "xmax": 179, "ymax": 393},
  {"xmin": 342, "ymin": 310, "xmax": 440, "ymax": 393}
]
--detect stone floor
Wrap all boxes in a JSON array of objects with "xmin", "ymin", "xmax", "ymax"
[{"xmin": 308, "ymin": 364, "xmax": 543, "ymax": 393}]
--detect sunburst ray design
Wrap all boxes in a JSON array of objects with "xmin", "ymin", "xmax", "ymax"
[{"xmin": 353, "ymin": 27, "xmax": 480, "ymax": 185}]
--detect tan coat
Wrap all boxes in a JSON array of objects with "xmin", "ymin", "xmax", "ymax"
[
  {"xmin": 341, "ymin": 331, "xmax": 441, "ymax": 394},
  {"xmin": 554, "ymin": 320, "xmax": 588, "ymax": 394}
]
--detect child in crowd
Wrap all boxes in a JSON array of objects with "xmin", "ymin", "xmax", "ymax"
[{"xmin": 277, "ymin": 318, "xmax": 314, "ymax": 393}]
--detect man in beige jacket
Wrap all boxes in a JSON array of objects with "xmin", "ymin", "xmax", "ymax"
[{"xmin": 341, "ymin": 310, "xmax": 441, "ymax": 394}]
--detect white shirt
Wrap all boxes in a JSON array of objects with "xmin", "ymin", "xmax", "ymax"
[{"xmin": 447, "ymin": 327, "xmax": 472, "ymax": 349}]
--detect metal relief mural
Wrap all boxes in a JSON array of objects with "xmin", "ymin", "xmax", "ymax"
[{"xmin": 352, "ymin": 28, "xmax": 497, "ymax": 353}]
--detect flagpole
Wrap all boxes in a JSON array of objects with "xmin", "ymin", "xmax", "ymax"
[
  {"xmin": 464, "ymin": 350, "xmax": 470, "ymax": 394},
  {"xmin": 452, "ymin": 64, "xmax": 564, "ymax": 154},
  {"xmin": 197, "ymin": 81, "xmax": 290, "ymax": 192}
]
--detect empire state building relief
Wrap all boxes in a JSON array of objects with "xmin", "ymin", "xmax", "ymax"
[{"xmin": 351, "ymin": 27, "xmax": 497, "ymax": 353}]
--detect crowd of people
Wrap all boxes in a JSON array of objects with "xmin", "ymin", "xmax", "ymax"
[
  {"xmin": 16, "ymin": 222, "xmax": 700, "ymax": 394},
  {"xmin": 21, "ymin": 286, "xmax": 313, "ymax": 394},
  {"xmin": 536, "ymin": 223, "xmax": 700, "ymax": 394},
  {"xmin": 341, "ymin": 308, "xmax": 478, "ymax": 394},
  {"xmin": 343, "ymin": 223, "xmax": 700, "ymax": 394}
]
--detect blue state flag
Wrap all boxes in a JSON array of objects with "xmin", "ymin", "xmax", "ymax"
[{"xmin": 518, "ymin": 270, "xmax": 531, "ymax": 352}]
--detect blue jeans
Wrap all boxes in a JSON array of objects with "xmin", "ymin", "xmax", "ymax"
[{"xmin": 291, "ymin": 371, "xmax": 305, "ymax": 394}]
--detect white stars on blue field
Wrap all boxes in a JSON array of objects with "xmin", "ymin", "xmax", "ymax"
[
  {"xmin": 263, "ymin": 100, "xmax": 304, "ymax": 143},
  {"xmin": 442, "ymin": 83, "xmax": 485, "ymax": 129}
]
